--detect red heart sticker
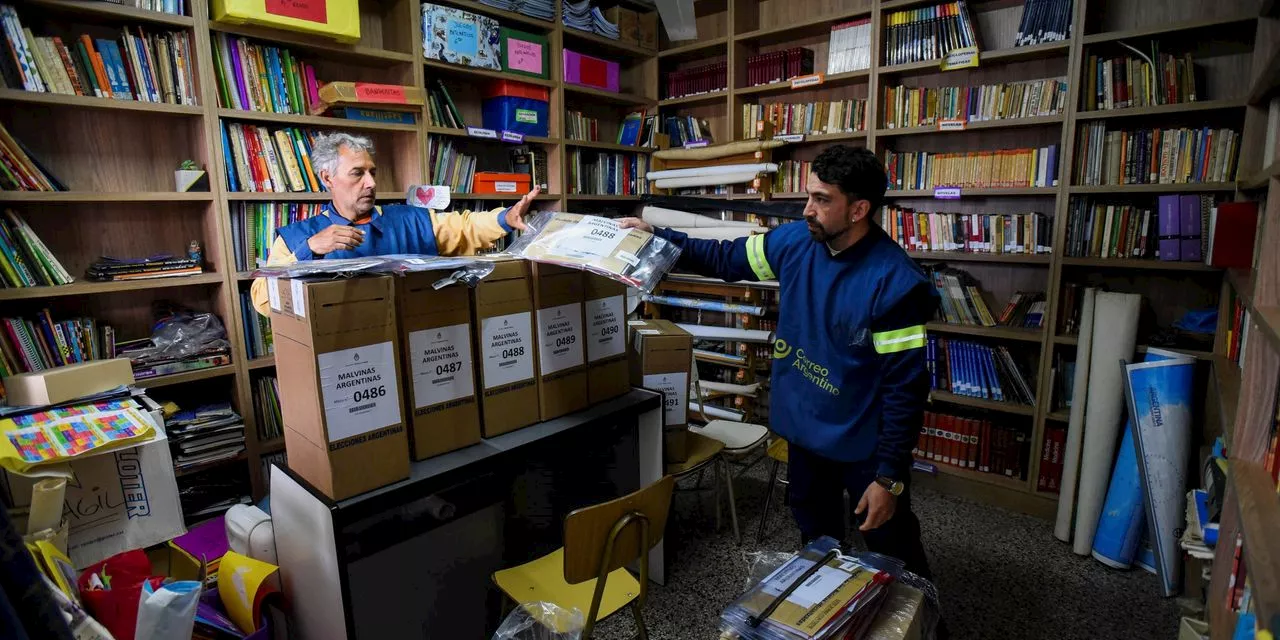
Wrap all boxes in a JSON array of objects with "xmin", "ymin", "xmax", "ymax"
[{"xmin": 415, "ymin": 186, "xmax": 434, "ymax": 206}]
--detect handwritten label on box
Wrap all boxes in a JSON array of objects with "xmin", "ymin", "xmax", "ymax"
[
  {"xmin": 354, "ymin": 83, "xmax": 407, "ymax": 103},
  {"xmin": 447, "ymin": 18, "xmax": 478, "ymax": 58},
  {"xmin": 775, "ymin": 133, "xmax": 805, "ymax": 142},
  {"xmin": 937, "ymin": 119, "xmax": 966, "ymax": 131},
  {"xmin": 265, "ymin": 0, "xmax": 326, "ymax": 23},
  {"xmin": 940, "ymin": 46, "xmax": 979, "ymax": 71},
  {"xmin": 790, "ymin": 74, "xmax": 824, "ymax": 90},
  {"xmin": 508, "ymin": 39, "xmax": 543, "ymax": 74},
  {"xmin": 934, "ymin": 187, "xmax": 962, "ymax": 199},
  {"xmin": 494, "ymin": 181, "xmax": 518, "ymax": 193},
  {"xmin": 467, "ymin": 126, "xmax": 498, "ymax": 139},
  {"xmin": 501, "ymin": 130, "xmax": 525, "ymax": 143}
]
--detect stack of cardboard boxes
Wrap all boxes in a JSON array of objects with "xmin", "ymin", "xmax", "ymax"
[{"xmin": 268, "ymin": 260, "xmax": 694, "ymax": 501}]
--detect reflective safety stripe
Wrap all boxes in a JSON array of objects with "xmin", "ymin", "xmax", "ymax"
[
  {"xmin": 872, "ymin": 325, "xmax": 927, "ymax": 354},
  {"xmin": 745, "ymin": 234, "xmax": 776, "ymax": 281}
]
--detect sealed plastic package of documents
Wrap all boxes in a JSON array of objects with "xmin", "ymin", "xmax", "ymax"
[
  {"xmin": 506, "ymin": 212, "xmax": 682, "ymax": 293},
  {"xmin": 252, "ymin": 255, "xmax": 496, "ymax": 287}
]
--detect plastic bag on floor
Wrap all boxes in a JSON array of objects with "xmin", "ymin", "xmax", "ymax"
[{"xmin": 492, "ymin": 602, "xmax": 584, "ymax": 640}]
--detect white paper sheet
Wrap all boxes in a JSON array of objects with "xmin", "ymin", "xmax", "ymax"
[{"xmin": 646, "ymin": 163, "xmax": 779, "ymax": 180}]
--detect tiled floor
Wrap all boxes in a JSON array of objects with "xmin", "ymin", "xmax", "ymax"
[{"xmin": 592, "ymin": 462, "xmax": 1181, "ymax": 640}]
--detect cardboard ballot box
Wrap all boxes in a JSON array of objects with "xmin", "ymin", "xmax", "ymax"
[
  {"xmin": 397, "ymin": 273, "xmax": 481, "ymax": 460},
  {"xmin": 628, "ymin": 319, "xmax": 692, "ymax": 462},
  {"xmin": 471, "ymin": 258, "xmax": 539, "ymax": 437},
  {"xmin": 532, "ymin": 263, "xmax": 588, "ymax": 421},
  {"xmin": 584, "ymin": 274, "xmax": 630, "ymax": 404},
  {"xmin": 269, "ymin": 275, "xmax": 409, "ymax": 501}
]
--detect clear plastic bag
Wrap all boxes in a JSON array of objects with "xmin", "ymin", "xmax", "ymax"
[
  {"xmin": 251, "ymin": 255, "xmax": 497, "ymax": 288},
  {"xmin": 124, "ymin": 312, "xmax": 230, "ymax": 365},
  {"xmin": 506, "ymin": 212, "xmax": 682, "ymax": 293},
  {"xmin": 492, "ymin": 602, "xmax": 584, "ymax": 640}
]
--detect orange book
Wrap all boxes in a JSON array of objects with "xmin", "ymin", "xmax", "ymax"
[{"xmin": 79, "ymin": 35, "xmax": 113, "ymax": 99}]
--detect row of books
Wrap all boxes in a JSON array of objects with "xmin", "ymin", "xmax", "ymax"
[
  {"xmin": 230, "ymin": 202, "xmax": 323, "ymax": 272},
  {"xmin": 664, "ymin": 114, "xmax": 711, "ymax": 147},
  {"xmin": 1015, "ymin": 0, "xmax": 1072, "ymax": 46},
  {"xmin": 772, "ymin": 160, "xmax": 810, "ymax": 194},
  {"xmin": 741, "ymin": 99, "xmax": 868, "ymax": 138},
  {"xmin": 565, "ymin": 110, "xmax": 601, "ymax": 142},
  {"xmin": 0, "ymin": 6, "xmax": 198, "ymax": 105},
  {"xmin": 1083, "ymin": 49, "xmax": 1200, "ymax": 112},
  {"xmin": 567, "ymin": 150, "xmax": 648, "ymax": 196},
  {"xmin": 239, "ymin": 291, "xmax": 274, "ymax": 360},
  {"xmin": 1225, "ymin": 288, "xmax": 1249, "ymax": 365},
  {"xmin": 0, "ymin": 122, "xmax": 62, "ymax": 192},
  {"xmin": 664, "ymin": 62, "xmax": 725, "ymax": 99},
  {"xmin": 253, "ymin": 375, "xmax": 283, "ymax": 442},
  {"xmin": 121, "ymin": 0, "xmax": 186, "ymax": 15},
  {"xmin": 0, "ymin": 209, "xmax": 72, "ymax": 287},
  {"xmin": 744, "ymin": 48, "xmax": 814, "ymax": 87},
  {"xmin": 87, "ymin": 254, "xmax": 202, "ymax": 282},
  {"xmin": 913, "ymin": 411, "xmax": 1031, "ymax": 480},
  {"xmin": 1037, "ymin": 424, "xmax": 1067, "ymax": 492},
  {"xmin": 880, "ymin": 77, "xmax": 1067, "ymax": 129},
  {"xmin": 927, "ymin": 335, "xmax": 1036, "ymax": 405},
  {"xmin": 826, "ymin": 19, "xmax": 872, "ymax": 75},
  {"xmin": 1072, "ymin": 124, "xmax": 1240, "ymax": 186},
  {"xmin": 212, "ymin": 33, "xmax": 320, "ymax": 115},
  {"xmin": 428, "ymin": 136, "xmax": 477, "ymax": 192},
  {"xmin": 1055, "ymin": 283, "xmax": 1085, "ymax": 336},
  {"xmin": 930, "ymin": 267, "xmax": 999, "ymax": 327},
  {"xmin": 1063, "ymin": 200, "xmax": 1157, "ymax": 259},
  {"xmin": 0, "ymin": 311, "xmax": 112, "ymax": 379},
  {"xmin": 1000, "ymin": 292, "xmax": 1047, "ymax": 329},
  {"xmin": 886, "ymin": 208, "xmax": 1052, "ymax": 255},
  {"xmin": 510, "ymin": 145, "xmax": 551, "ymax": 192},
  {"xmin": 616, "ymin": 112, "xmax": 657, "ymax": 148},
  {"xmin": 426, "ymin": 79, "xmax": 466, "ymax": 129},
  {"xmin": 885, "ymin": 145, "xmax": 1059, "ymax": 190},
  {"xmin": 260, "ymin": 451, "xmax": 286, "ymax": 489},
  {"xmin": 883, "ymin": 1, "xmax": 979, "ymax": 67},
  {"xmin": 167, "ymin": 402, "xmax": 245, "ymax": 474},
  {"xmin": 1049, "ymin": 351, "xmax": 1075, "ymax": 412},
  {"xmin": 222, "ymin": 123, "xmax": 326, "ymax": 193}
]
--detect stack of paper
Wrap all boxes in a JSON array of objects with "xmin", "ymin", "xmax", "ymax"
[
  {"xmin": 591, "ymin": 6, "xmax": 620, "ymax": 39},
  {"xmin": 477, "ymin": 0, "xmax": 517, "ymax": 9},
  {"xmin": 562, "ymin": 0, "xmax": 593, "ymax": 33},
  {"xmin": 520, "ymin": 0, "xmax": 553, "ymax": 20},
  {"xmin": 167, "ymin": 402, "xmax": 245, "ymax": 473}
]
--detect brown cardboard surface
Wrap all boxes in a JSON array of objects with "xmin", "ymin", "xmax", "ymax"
[
  {"xmin": 602, "ymin": 7, "xmax": 639, "ymax": 44},
  {"xmin": 628, "ymin": 319, "xmax": 692, "ymax": 462},
  {"xmin": 270, "ymin": 275, "xmax": 409, "ymax": 500},
  {"xmin": 584, "ymin": 274, "xmax": 630, "ymax": 404},
  {"xmin": 532, "ymin": 263, "xmax": 587, "ymax": 421},
  {"xmin": 471, "ymin": 258, "xmax": 540, "ymax": 437},
  {"xmin": 397, "ymin": 274, "xmax": 481, "ymax": 460},
  {"xmin": 3, "ymin": 358, "xmax": 135, "ymax": 407},
  {"xmin": 638, "ymin": 11, "xmax": 657, "ymax": 49}
]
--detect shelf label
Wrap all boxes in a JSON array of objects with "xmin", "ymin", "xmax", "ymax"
[
  {"xmin": 790, "ymin": 73, "xmax": 824, "ymax": 90},
  {"xmin": 500, "ymin": 130, "xmax": 525, "ymax": 143},
  {"xmin": 354, "ymin": 83, "xmax": 407, "ymax": 104},
  {"xmin": 684, "ymin": 139, "xmax": 709, "ymax": 148},
  {"xmin": 774, "ymin": 133, "xmax": 805, "ymax": 142},
  {"xmin": 941, "ymin": 46, "xmax": 980, "ymax": 71},
  {"xmin": 934, "ymin": 187, "xmax": 962, "ymax": 199},
  {"xmin": 467, "ymin": 126, "xmax": 498, "ymax": 139},
  {"xmin": 937, "ymin": 118, "xmax": 966, "ymax": 131},
  {"xmin": 494, "ymin": 181, "xmax": 518, "ymax": 193}
]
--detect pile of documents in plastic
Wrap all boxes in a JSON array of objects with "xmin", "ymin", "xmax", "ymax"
[
  {"xmin": 166, "ymin": 402, "xmax": 245, "ymax": 473},
  {"xmin": 562, "ymin": 0, "xmax": 619, "ymax": 39},
  {"xmin": 719, "ymin": 537, "xmax": 898, "ymax": 640},
  {"xmin": 479, "ymin": 0, "xmax": 552, "ymax": 20}
]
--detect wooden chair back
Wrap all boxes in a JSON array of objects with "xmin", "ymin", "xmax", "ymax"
[{"xmin": 562, "ymin": 475, "xmax": 675, "ymax": 584}]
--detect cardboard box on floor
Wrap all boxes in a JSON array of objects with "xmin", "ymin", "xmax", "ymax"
[
  {"xmin": 269, "ymin": 275, "xmax": 409, "ymax": 501},
  {"xmin": 532, "ymin": 263, "xmax": 587, "ymax": 421},
  {"xmin": 584, "ymin": 274, "xmax": 629, "ymax": 404},
  {"xmin": 397, "ymin": 273, "xmax": 481, "ymax": 460},
  {"xmin": 627, "ymin": 319, "xmax": 691, "ymax": 462},
  {"xmin": 471, "ymin": 258, "xmax": 539, "ymax": 437}
]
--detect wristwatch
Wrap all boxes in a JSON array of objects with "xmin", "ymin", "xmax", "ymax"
[{"xmin": 875, "ymin": 476, "xmax": 905, "ymax": 497}]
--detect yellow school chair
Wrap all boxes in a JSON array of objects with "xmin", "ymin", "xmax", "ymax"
[
  {"xmin": 757, "ymin": 438, "xmax": 789, "ymax": 542},
  {"xmin": 492, "ymin": 475, "xmax": 676, "ymax": 639}
]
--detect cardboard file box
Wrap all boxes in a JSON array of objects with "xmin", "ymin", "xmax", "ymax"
[
  {"xmin": 474, "ymin": 172, "xmax": 532, "ymax": 195},
  {"xmin": 584, "ymin": 274, "xmax": 629, "ymax": 404},
  {"xmin": 269, "ymin": 276, "xmax": 409, "ymax": 501},
  {"xmin": 471, "ymin": 258, "xmax": 539, "ymax": 437},
  {"xmin": 563, "ymin": 49, "xmax": 620, "ymax": 93},
  {"xmin": 532, "ymin": 263, "xmax": 587, "ymax": 421},
  {"xmin": 212, "ymin": 0, "xmax": 361, "ymax": 43},
  {"xmin": 3, "ymin": 358, "xmax": 134, "ymax": 407},
  {"xmin": 397, "ymin": 273, "xmax": 481, "ymax": 460},
  {"xmin": 628, "ymin": 319, "xmax": 691, "ymax": 462}
]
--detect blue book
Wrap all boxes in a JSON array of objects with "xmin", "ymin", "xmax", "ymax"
[
  {"xmin": 956, "ymin": 342, "xmax": 970, "ymax": 396},
  {"xmin": 220, "ymin": 124, "xmax": 239, "ymax": 192},
  {"xmin": 329, "ymin": 107, "xmax": 416, "ymax": 125},
  {"xmin": 983, "ymin": 345, "xmax": 1003, "ymax": 402},
  {"xmin": 99, "ymin": 40, "xmax": 133, "ymax": 100},
  {"xmin": 966, "ymin": 343, "xmax": 980, "ymax": 397}
]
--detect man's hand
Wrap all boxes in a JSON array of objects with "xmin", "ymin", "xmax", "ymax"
[
  {"xmin": 616, "ymin": 217, "xmax": 653, "ymax": 233},
  {"xmin": 307, "ymin": 225, "xmax": 364, "ymax": 256},
  {"xmin": 855, "ymin": 481, "xmax": 897, "ymax": 531},
  {"xmin": 504, "ymin": 186, "xmax": 542, "ymax": 231}
]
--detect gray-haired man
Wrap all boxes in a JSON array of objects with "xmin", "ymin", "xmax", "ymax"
[{"xmin": 251, "ymin": 132, "xmax": 540, "ymax": 315}]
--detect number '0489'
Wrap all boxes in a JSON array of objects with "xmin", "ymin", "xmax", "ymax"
[{"xmin": 352, "ymin": 386, "xmax": 387, "ymax": 402}]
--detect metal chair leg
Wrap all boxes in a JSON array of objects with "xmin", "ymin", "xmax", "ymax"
[
  {"xmin": 757, "ymin": 458, "xmax": 781, "ymax": 542},
  {"xmin": 713, "ymin": 460, "xmax": 722, "ymax": 531},
  {"xmin": 723, "ymin": 457, "xmax": 740, "ymax": 544},
  {"xmin": 631, "ymin": 601, "xmax": 649, "ymax": 640}
]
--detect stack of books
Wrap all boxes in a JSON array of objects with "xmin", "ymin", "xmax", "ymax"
[
  {"xmin": 427, "ymin": 136, "xmax": 477, "ymax": 192},
  {"xmin": 0, "ymin": 310, "xmax": 111, "ymax": 377},
  {"xmin": 567, "ymin": 149, "xmax": 648, "ymax": 195},
  {"xmin": 222, "ymin": 123, "xmax": 325, "ymax": 193},
  {"xmin": 427, "ymin": 79, "xmax": 465, "ymax": 128},
  {"xmin": 1072, "ymin": 124, "xmax": 1240, "ymax": 186},
  {"xmin": 915, "ymin": 411, "xmax": 1030, "ymax": 480},
  {"xmin": 826, "ymin": 19, "xmax": 872, "ymax": 74},
  {"xmin": 0, "ymin": 5, "xmax": 198, "ymax": 105},
  {"xmin": 230, "ymin": 202, "xmax": 324, "ymax": 271},
  {"xmin": 0, "ymin": 122, "xmax": 63, "ymax": 192},
  {"xmin": 664, "ymin": 62, "xmax": 726, "ymax": 99},
  {"xmin": 927, "ymin": 335, "xmax": 1036, "ymax": 405},
  {"xmin": 745, "ymin": 47, "xmax": 814, "ymax": 86},
  {"xmin": 239, "ymin": 292, "xmax": 273, "ymax": 359},
  {"xmin": 1083, "ymin": 48, "xmax": 1199, "ymax": 111},
  {"xmin": 566, "ymin": 110, "xmax": 600, "ymax": 141},
  {"xmin": 0, "ymin": 209, "xmax": 73, "ymax": 288},
  {"xmin": 742, "ymin": 99, "xmax": 867, "ymax": 137},
  {"xmin": 885, "ymin": 207, "xmax": 1051, "ymax": 255},
  {"xmin": 253, "ymin": 376, "xmax": 283, "ymax": 442},
  {"xmin": 881, "ymin": 77, "xmax": 1067, "ymax": 128},
  {"xmin": 882, "ymin": 1, "xmax": 979, "ymax": 66},
  {"xmin": 1015, "ymin": 0, "xmax": 1073, "ymax": 45},
  {"xmin": 87, "ymin": 254, "xmax": 202, "ymax": 282},
  {"xmin": 212, "ymin": 33, "xmax": 321, "ymax": 115},
  {"xmin": 885, "ymin": 145, "xmax": 1059, "ymax": 190},
  {"xmin": 166, "ymin": 402, "xmax": 246, "ymax": 474}
]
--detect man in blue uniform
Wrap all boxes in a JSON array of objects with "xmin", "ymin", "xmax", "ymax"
[{"xmin": 620, "ymin": 145, "xmax": 938, "ymax": 579}]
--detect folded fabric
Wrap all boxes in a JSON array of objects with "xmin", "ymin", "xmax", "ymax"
[
  {"xmin": 642, "ymin": 206, "xmax": 761, "ymax": 228},
  {"xmin": 653, "ymin": 138, "xmax": 786, "ymax": 161},
  {"xmin": 654, "ymin": 172, "xmax": 761, "ymax": 189},
  {"xmin": 646, "ymin": 163, "xmax": 778, "ymax": 180}
]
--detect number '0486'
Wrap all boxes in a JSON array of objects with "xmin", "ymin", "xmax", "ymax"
[{"xmin": 352, "ymin": 386, "xmax": 387, "ymax": 402}]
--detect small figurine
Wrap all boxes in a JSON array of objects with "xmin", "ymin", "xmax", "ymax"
[{"xmin": 188, "ymin": 240, "xmax": 203, "ymax": 264}]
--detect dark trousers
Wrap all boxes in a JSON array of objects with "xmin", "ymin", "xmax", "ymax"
[{"xmin": 787, "ymin": 444, "xmax": 934, "ymax": 582}]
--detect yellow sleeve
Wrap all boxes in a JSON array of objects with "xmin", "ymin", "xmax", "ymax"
[
  {"xmin": 250, "ymin": 236, "xmax": 297, "ymax": 317},
  {"xmin": 432, "ymin": 207, "xmax": 510, "ymax": 255}
]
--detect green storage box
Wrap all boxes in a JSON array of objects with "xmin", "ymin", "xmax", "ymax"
[{"xmin": 499, "ymin": 27, "xmax": 549, "ymax": 79}]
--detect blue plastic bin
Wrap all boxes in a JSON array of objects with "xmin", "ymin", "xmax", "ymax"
[{"xmin": 482, "ymin": 81, "xmax": 550, "ymax": 138}]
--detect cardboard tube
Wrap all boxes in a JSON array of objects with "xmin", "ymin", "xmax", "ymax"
[
  {"xmin": 1054, "ymin": 287, "xmax": 1096, "ymax": 542},
  {"xmin": 27, "ymin": 478, "xmax": 66, "ymax": 536}
]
